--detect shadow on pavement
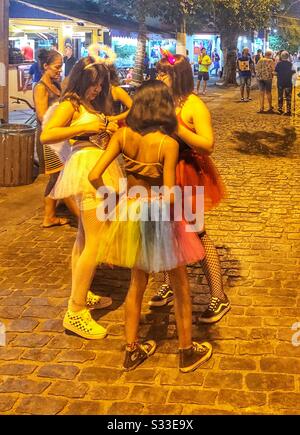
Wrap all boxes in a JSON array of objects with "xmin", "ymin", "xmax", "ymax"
[{"xmin": 234, "ymin": 126, "xmax": 297, "ymax": 157}]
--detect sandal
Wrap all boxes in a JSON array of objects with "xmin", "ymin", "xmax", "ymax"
[{"xmin": 42, "ymin": 217, "xmax": 70, "ymax": 228}]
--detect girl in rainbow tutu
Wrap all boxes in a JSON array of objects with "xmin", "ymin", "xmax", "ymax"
[
  {"xmin": 149, "ymin": 53, "xmax": 230, "ymax": 325},
  {"xmin": 41, "ymin": 54, "xmax": 124, "ymax": 340},
  {"xmin": 89, "ymin": 80, "xmax": 212, "ymax": 372}
]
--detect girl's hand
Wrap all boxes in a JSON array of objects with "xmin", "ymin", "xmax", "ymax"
[
  {"xmin": 106, "ymin": 121, "xmax": 119, "ymax": 135},
  {"xmin": 82, "ymin": 118, "xmax": 106, "ymax": 134}
]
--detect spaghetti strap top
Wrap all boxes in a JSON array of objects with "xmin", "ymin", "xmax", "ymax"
[{"xmin": 122, "ymin": 128, "xmax": 164, "ymax": 180}]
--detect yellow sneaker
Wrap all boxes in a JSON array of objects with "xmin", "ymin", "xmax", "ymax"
[
  {"xmin": 63, "ymin": 308, "xmax": 107, "ymax": 339},
  {"xmin": 86, "ymin": 290, "xmax": 112, "ymax": 310}
]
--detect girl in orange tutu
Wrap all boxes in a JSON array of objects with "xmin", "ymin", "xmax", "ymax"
[{"xmin": 149, "ymin": 54, "xmax": 230, "ymax": 324}]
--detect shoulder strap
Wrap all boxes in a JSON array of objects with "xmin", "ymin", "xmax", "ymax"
[
  {"xmin": 158, "ymin": 135, "xmax": 167, "ymax": 162},
  {"xmin": 122, "ymin": 127, "xmax": 127, "ymax": 153}
]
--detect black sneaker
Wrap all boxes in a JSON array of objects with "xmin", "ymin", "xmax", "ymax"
[
  {"xmin": 148, "ymin": 284, "xmax": 174, "ymax": 307},
  {"xmin": 283, "ymin": 111, "xmax": 292, "ymax": 116},
  {"xmin": 123, "ymin": 340, "xmax": 157, "ymax": 371},
  {"xmin": 198, "ymin": 296, "xmax": 231, "ymax": 324},
  {"xmin": 179, "ymin": 341, "xmax": 212, "ymax": 373}
]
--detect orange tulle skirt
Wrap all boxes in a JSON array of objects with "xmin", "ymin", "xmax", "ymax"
[{"xmin": 176, "ymin": 150, "xmax": 226, "ymax": 212}]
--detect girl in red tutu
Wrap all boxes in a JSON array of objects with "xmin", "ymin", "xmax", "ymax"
[{"xmin": 149, "ymin": 54, "xmax": 230, "ymax": 324}]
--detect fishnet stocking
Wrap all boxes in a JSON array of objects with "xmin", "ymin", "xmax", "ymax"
[{"xmin": 199, "ymin": 231, "xmax": 225, "ymax": 300}]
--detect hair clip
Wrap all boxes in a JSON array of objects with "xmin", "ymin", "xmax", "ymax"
[
  {"xmin": 84, "ymin": 44, "xmax": 117, "ymax": 70},
  {"xmin": 160, "ymin": 47, "xmax": 176, "ymax": 65}
]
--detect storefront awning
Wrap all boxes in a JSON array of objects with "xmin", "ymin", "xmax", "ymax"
[{"xmin": 10, "ymin": 0, "xmax": 72, "ymax": 21}]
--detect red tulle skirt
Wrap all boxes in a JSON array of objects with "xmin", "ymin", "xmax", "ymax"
[{"xmin": 176, "ymin": 150, "xmax": 226, "ymax": 212}]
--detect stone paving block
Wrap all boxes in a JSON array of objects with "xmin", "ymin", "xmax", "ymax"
[
  {"xmin": 204, "ymin": 372, "xmax": 243, "ymax": 389},
  {"xmin": 11, "ymin": 333, "xmax": 51, "ymax": 348},
  {"xmin": 159, "ymin": 369, "xmax": 205, "ymax": 387},
  {"xmin": 21, "ymin": 349, "xmax": 60, "ymax": 363},
  {"xmin": 37, "ymin": 364, "xmax": 80, "ymax": 380},
  {"xmin": 0, "ymin": 378, "xmax": 50, "ymax": 394},
  {"xmin": 124, "ymin": 368, "xmax": 158, "ymax": 384},
  {"xmin": 169, "ymin": 388, "xmax": 217, "ymax": 406},
  {"xmin": 56, "ymin": 350, "xmax": 96, "ymax": 363},
  {"xmin": 78, "ymin": 367, "xmax": 123, "ymax": 383},
  {"xmin": 269, "ymin": 392, "xmax": 300, "ymax": 410},
  {"xmin": 218, "ymin": 389, "xmax": 266, "ymax": 408},
  {"xmin": 107, "ymin": 402, "xmax": 145, "ymax": 415},
  {"xmin": 16, "ymin": 396, "xmax": 67, "ymax": 415},
  {"xmin": 0, "ymin": 363, "xmax": 37, "ymax": 375},
  {"xmin": 38, "ymin": 319, "xmax": 64, "ymax": 332},
  {"xmin": 260, "ymin": 357, "xmax": 300, "ymax": 374},
  {"xmin": 7, "ymin": 319, "xmax": 39, "ymax": 332},
  {"xmin": 245, "ymin": 373, "xmax": 295, "ymax": 391},
  {"xmin": 219, "ymin": 357, "xmax": 257, "ymax": 371},
  {"xmin": 0, "ymin": 348, "xmax": 23, "ymax": 361},
  {"xmin": 129, "ymin": 385, "xmax": 169, "ymax": 404},
  {"xmin": 0, "ymin": 306, "xmax": 25, "ymax": 319},
  {"xmin": 48, "ymin": 334, "xmax": 83, "ymax": 350},
  {"xmin": 48, "ymin": 381, "xmax": 89, "ymax": 399},
  {"xmin": 0, "ymin": 395, "xmax": 18, "ymax": 412},
  {"xmin": 238, "ymin": 341, "xmax": 275, "ymax": 356},
  {"xmin": 144, "ymin": 404, "xmax": 183, "ymax": 415},
  {"xmin": 22, "ymin": 306, "xmax": 62, "ymax": 319},
  {"xmin": 89, "ymin": 385, "xmax": 130, "ymax": 401}
]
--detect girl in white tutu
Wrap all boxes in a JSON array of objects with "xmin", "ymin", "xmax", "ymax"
[
  {"xmin": 41, "ymin": 56, "xmax": 123, "ymax": 339},
  {"xmin": 89, "ymin": 80, "xmax": 213, "ymax": 372}
]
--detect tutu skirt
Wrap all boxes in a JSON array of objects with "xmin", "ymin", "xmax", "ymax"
[
  {"xmin": 176, "ymin": 151, "xmax": 226, "ymax": 212},
  {"xmin": 50, "ymin": 144, "xmax": 123, "ymax": 207},
  {"xmin": 97, "ymin": 196, "xmax": 205, "ymax": 273}
]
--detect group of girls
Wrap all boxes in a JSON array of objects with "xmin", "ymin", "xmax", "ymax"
[{"xmin": 40, "ymin": 49, "xmax": 228, "ymax": 373}]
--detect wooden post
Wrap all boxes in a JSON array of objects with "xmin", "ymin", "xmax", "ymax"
[{"xmin": 0, "ymin": 0, "xmax": 9, "ymax": 123}]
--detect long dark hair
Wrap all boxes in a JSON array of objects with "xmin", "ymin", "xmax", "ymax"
[
  {"xmin": 156, "ymin": 55, "xmax": 194, "ymax": 99},
  {"xmin": 37, "ymin": 49, "xmax": 61, "ymax": 72},
  {"xmin": 126, "ymin": 80, "xmax": 177, "ymax": 136},
  {"xmin": 61, "ymin": 57, "xmax": 112, "ymax": 114}
]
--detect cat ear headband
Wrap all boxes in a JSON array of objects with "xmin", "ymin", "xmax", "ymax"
[
  {"xmin": 160, "ymin": 47, "xmax": 176, "ymax": 65},
  {"xmin": 84, "ymin": 44, "xmax": 117, "ymax": 70}
]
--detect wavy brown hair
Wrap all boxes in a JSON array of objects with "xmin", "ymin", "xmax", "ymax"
[
  {"xmin": 126, "ymin": 80, "xmax": 177, "ymax": 136},
  {"xmin": 61, "ymin": 57, "xmax": 112, "ymax": 114},
  {"xmin": 156, "ymin": 55, "xmax": 194, "ymax": 99}
]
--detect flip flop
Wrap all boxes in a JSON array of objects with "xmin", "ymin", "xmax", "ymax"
[{"xmin": 42, "ymin": 217, "xmax": 70, "ymax": 228}]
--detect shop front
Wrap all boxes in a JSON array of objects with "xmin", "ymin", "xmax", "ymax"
[{"xmin": 187, "ymin": 33, "xmax": 221, "ymax": 73}]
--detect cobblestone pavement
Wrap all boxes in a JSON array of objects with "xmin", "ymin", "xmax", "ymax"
[{"xmin": 0, "ymin": 85, "xmax": 300, "ymax": 415}]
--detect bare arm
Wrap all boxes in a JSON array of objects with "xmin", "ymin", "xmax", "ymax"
[
  {"xmin": 177, "ymin": 97, "xmax": 214, "ymax": 154},
  {"xmin": 89, "ymin": 128, "xmax": 123, "ymax": 189},
  {"xmin": 108, "ymin": 86, "xmax": 133, "ymax": 122},
  {"xmin": 41, "ymin": 101, "xmax": 106, "ymax": 144},
  {"xmin": 162, "ymin": 137, "xmax": 179, "ymax": 204},
  {"xmin": 34, "ymin": 84, "xmax": 49, "ymax": 123}
]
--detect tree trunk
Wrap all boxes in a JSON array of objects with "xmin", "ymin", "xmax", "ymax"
[
  {"xmin": 220, "ymin": 30, "xmax": 239, "ymax": 86},
  {"xmin": 131, "ymin": 20, "xmax": 147, "ymax": 86},
  {"xmin": 176, "ymin": 15, "xmax": 186, "ymax": 55}
]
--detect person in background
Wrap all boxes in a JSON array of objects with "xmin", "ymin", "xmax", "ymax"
[
  {"xmin": 21, "ymin": 41, "xmax": 34, "ymax": 61},
  {"xmin": 125, "ymin": 68, "xmax": 134, "ymax": 84},
  {"xmin": 50, "ymin": 42, "xmax": 59, "ymax": 52},
  {"xmin": 64, "ymin": 44, "xmax": 77, "ymax": 77},
  {"xmin": 237, "ymin": 47, "xmax": 254, "ymax": 102},
  {"xmin": 274, "ymin": 50, "xmax": 295, "ymax": 116},
  {"xmin": 210, "ymin": 49, "xmax": 220, "ymax": 76},
  {"xmin": 197, "ymin": 47, "xmax": 212, "ymax": 95},
  {"xmin": 255, "ymin": 49, "xmax": 275, "ymax": 114},
  {"xmin": 23, "ymin": 60, "xmax": 42, "ymax": 92},
  {"xmin": 34, "ymin": 49, "xmax": 79, "ymax": 227},
  {"xmin": 254, "ymin": 49, "xmax": 263, "ymax": 65}
]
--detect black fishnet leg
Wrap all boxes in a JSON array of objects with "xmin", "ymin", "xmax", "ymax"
[{"xmin": 199, "ymin": 231, "xmax": 226, "ymax": 301}]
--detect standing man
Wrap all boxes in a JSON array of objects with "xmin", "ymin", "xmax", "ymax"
[
  {"xmin": 255, "ymin": 49, "xmax": 275, "ymax": 114},
  {"xmin": 21, "ymin": 41, "xmax": 33, "ymax": 61},
  {"xmin": 210, "ymin": 49, "xmax": 220, "ymax": 76},
  {"xmin": 63, "ymin": 44, "xmax": 77, "ymax": 77},
  {"xmin": 197, "ymin": 47, "xmax": 212, "ymax": 95},
  {"xmin": 274, "ymin": 51, "xmax": 295, "ymax": 116},
  {"xmin": 237, "ymin": 47, "xmax": 254, "ymax": 102}
]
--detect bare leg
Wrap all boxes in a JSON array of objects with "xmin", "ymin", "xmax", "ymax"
[
  {"xmin": 196, "ymin": 79, "xmax": 201, "ymax": 93},
  {"xmin": 71, "ymin": 218, "xmax": 85, "ymax": 274},
  {"xmin": 168, "ymin": 266, "xmax": 192, "ymax": 349},
  {"xmin": 64, "ymin": 196, "xmax": 80, "ymax": 219},
  {"xmin": 203, "ymin": 80, "xmax": 207, "ymax": 94},
  {"xmin": 240, "ymin": 84, "xmax": 245, "ymax": 99},
  {"xmin": 259, "ymin": 90, "xmax": 265, "ymax": 111},
  {"xmin": 69, "ymin": 208, "xmax": 103, "ymax": 311},
  {"xmin": 266, "ymin": 91, "xmax": 272, "ymax": 110},
  {"xmin": 125, "ymin": 268, "xmax": 149, "ymax": 344}
]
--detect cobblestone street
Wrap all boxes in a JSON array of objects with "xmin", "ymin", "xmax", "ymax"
[{"xmin": 0, "ymin": 85, "xmax": 300, "ymax": 415}]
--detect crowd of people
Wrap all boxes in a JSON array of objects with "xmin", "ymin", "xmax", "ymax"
[{"xmin": 25, "ymin": 40, "xmax": 296, "ymax": 373}]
